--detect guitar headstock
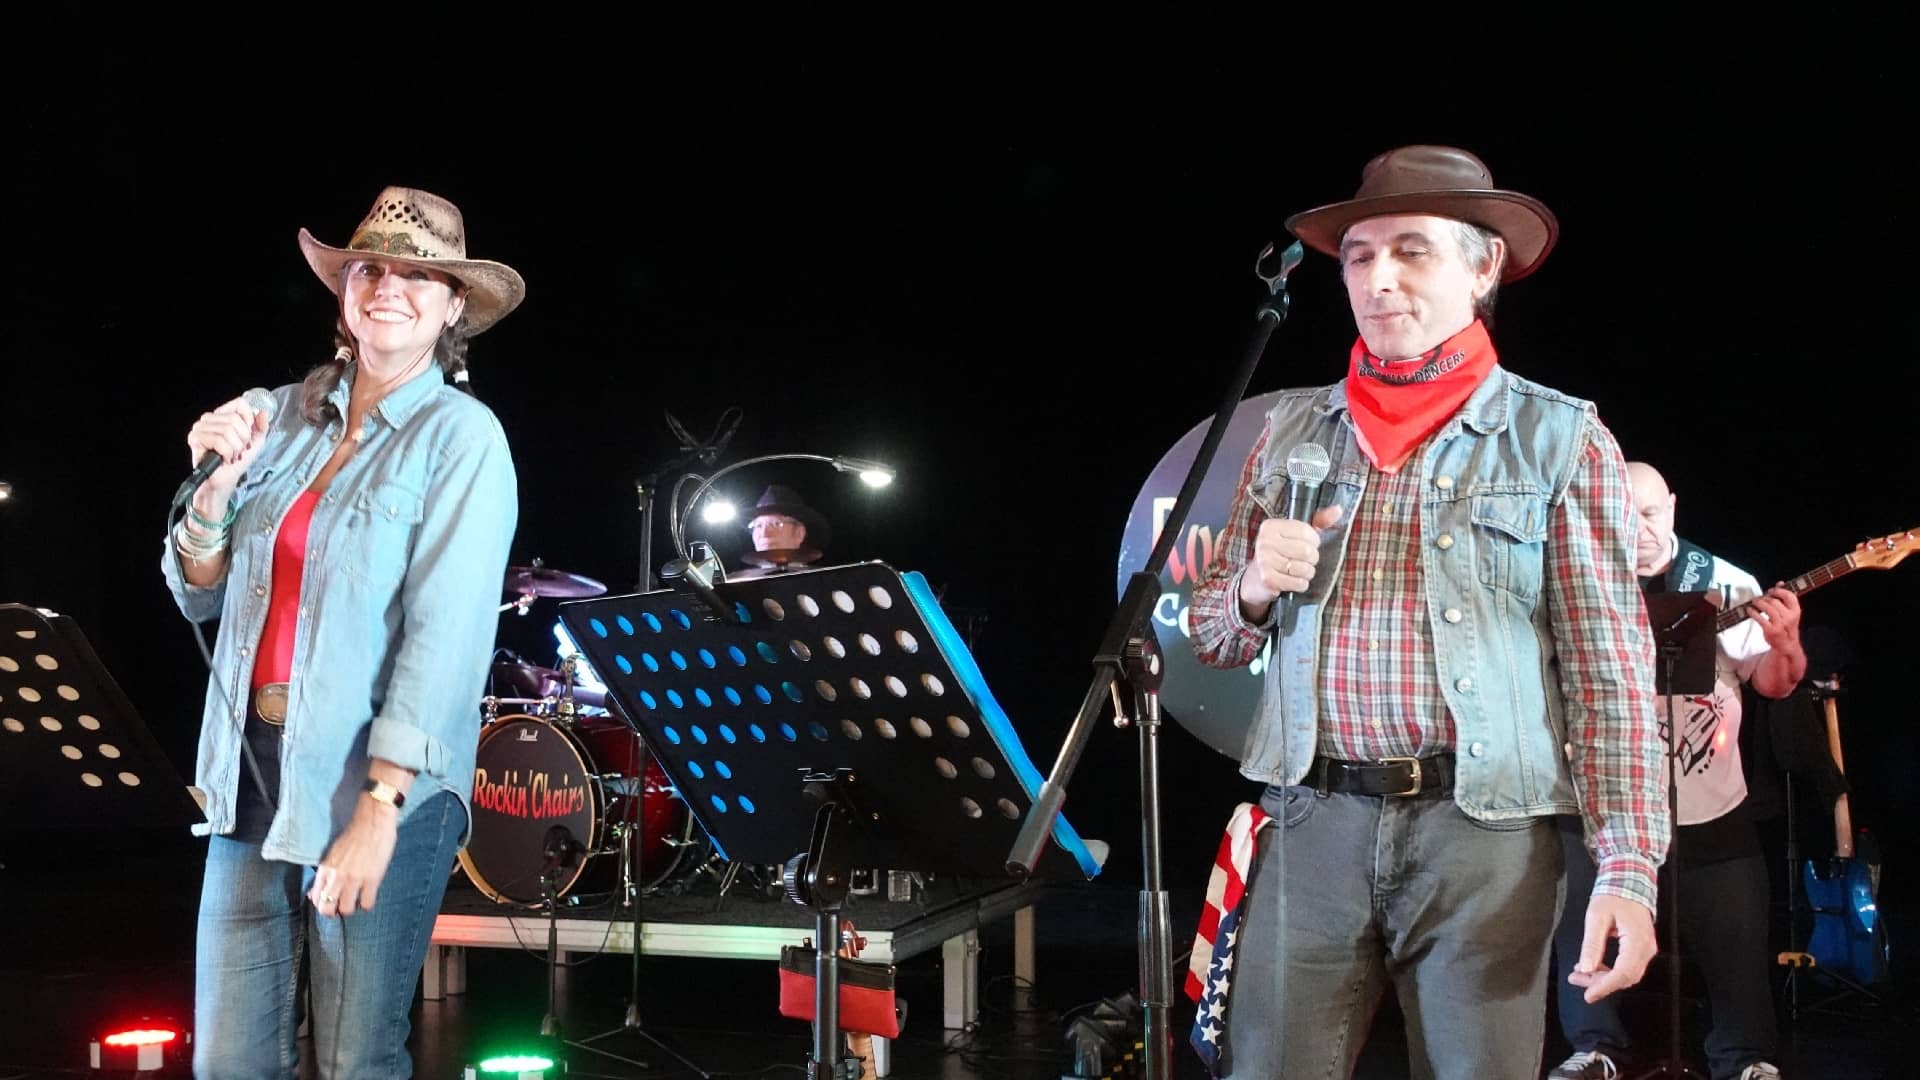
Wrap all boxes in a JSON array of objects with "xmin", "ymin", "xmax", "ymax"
[{"xmin": 1852, "ymin": 527, "xmax": 1919, "ymax": 571}]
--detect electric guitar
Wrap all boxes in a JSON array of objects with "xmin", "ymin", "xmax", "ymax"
[
  {"xmin": 1801, "ymin": 675, "xmax": 1891, "ymax": 985},
  {"xmin": 1711, "ymin": 526, "xmax": 1917, "ymax": 632}
]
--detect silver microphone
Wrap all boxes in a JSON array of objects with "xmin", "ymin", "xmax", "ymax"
[
  {"xmin": 1280, "ymin": 443, "xmax": 1331, "ymax": 626},
  {"xmin": 1284, "ymin": 443, "xmax": 1331, "ymax": 520}
]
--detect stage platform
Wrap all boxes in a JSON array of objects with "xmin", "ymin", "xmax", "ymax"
[{"xmin": 427, "ymin": 870, "xmax": 1048, "ymax": 1034}]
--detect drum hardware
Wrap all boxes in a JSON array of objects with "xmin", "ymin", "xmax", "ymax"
[
  {"xmin": 488, "ymin": 658, "xmax": 608, "ymax": 716},
  {"xmin": 847, "ymin": 868, "xmax": 923, "ymax": 903},
  {"xmin": 886, "ymin": 871, "xmax": 922, "ymax": 905},
  {"xmin": 480, "ymin": 694, "xmax": 555, "ymax": 723}
]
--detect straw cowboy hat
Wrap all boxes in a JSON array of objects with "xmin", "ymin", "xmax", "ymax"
[
  {"xmin": 297, "ymin": 186, "xmax": 527, "ymax": 332},
  {"xmin": 1285, "ymin": 145, "xmax": 1559, "ymax": 282}
]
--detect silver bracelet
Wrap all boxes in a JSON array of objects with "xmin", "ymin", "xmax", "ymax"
[{"xmin": 174, "ymin": 518, "xmax": 229, "ymax": 561}]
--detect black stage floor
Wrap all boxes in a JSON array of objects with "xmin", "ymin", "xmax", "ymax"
[{"xmin": 0, "ymin": 832, "xmax": 1908, "ymax": 1079}]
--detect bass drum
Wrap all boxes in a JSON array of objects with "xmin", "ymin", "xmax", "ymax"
[{"xmin": 459, "ymin": 713, "xmax": 695, "ymax": 907}]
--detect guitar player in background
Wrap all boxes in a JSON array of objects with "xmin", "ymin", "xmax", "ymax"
[{"xmin": 1547, "ymin": 461, "xmax": 1806, "ymax": 1080}]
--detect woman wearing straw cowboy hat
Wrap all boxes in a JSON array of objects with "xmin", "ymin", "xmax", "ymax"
[
  {"xmin": 1185, "ymin": 146, "xmax": 1667, "ymax": 1078},
  {"xmin": 162, "ymin": 186, "xmax": 522, "ymax": 1077}
]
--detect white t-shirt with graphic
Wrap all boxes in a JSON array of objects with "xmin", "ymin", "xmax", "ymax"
[{"xmin": 1655, "ymin": 540, "xmax": 1771, "ymax": 826}]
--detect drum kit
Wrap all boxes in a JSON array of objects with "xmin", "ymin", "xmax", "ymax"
[{"xmin": 458, "ymin": 562, "xmax": 712, "ymax": 908}]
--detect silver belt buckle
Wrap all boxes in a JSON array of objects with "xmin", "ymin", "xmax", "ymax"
[
  {"xmin": 1377, "ymin": 755, "xmax": 1421, "ymax": 796},
  {"xmin": 254, "ymin": 682, "xmax": 290, "ymax": 726}
]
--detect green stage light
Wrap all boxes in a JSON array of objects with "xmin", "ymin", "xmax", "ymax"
[{"xmin": 464, "ymin": 1054, "xmax": 556, "ymax": 1079}]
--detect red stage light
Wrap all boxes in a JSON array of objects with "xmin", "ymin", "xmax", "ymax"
[
  {"xmin": 90, "ymin": 1021, "xmax": 189, "ymax": 1073},
  {"xmin": 103, "ymin": 1029, "xmax": 179, "ymax": 1048}
]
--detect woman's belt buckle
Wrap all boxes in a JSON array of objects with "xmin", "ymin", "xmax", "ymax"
[{"xmin": 255, "ymin": 682, "xmax": 290, "ymax": 726}]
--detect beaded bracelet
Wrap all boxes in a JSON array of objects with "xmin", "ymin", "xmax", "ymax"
[{"xmin": 187, "ymin": 502, "xmax": 238, "ymax": 532}]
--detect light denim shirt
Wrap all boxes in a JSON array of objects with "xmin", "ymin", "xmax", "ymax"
[{"xmin": 162, "ymin": 364, "xmax": 517, "ymax": 865}]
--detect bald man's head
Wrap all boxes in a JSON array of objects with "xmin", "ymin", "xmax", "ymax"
[{"xmin": 1625, "ymin": 461, "xmax": 1677, "ymax": 576}]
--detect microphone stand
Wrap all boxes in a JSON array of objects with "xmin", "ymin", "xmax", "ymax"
[
  {"xmin": 539, "ymin": 826, "xmax": 578, "ymax": 1042},
  {"xmin": 1631, "ymin": 598, "xmax": 1714, "ymax": 1080},
  {"xmin": 635, "ymin": 448, "xmax": 719, "ymax": 592},
  {"xmin": 1007, "ymin": 241, "xmax": 1304, "ymax": 1080},
  {"xmin": 567, "ymin": 674, "xmax": 714, "ymax": 1078}
]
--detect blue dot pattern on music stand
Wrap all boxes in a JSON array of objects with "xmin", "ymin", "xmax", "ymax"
[{"xmin": 556, "ymin": 564, "xmax": 1101, "ymax": 878}]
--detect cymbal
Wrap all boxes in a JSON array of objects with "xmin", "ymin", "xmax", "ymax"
[
  {"xmin": 739, "ymin": 546, "xmax": 822, "ymax": 569},
  {"xmin": 504, "ymin": 565, "xmax": 607, "ymax": 598}
]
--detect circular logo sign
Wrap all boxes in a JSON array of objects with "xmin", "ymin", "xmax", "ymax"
[{"xmin": 1115, "ymin": 392, "xmax": 1282, "ymax": 761}]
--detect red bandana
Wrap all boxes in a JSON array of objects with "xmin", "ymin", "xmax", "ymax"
[{"xmin": 1344, "ymin": 319, "xmax": 1499, "ymax": 473}]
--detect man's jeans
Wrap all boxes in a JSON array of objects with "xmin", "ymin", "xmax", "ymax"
[{"xmin": 1228, "ymin": 783, "xmax": 1565, "ymax": 1079}]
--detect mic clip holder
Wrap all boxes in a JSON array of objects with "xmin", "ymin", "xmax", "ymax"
[{"xmin": 658, "ymin": 540, "xmax": 746, "ymax": 625}]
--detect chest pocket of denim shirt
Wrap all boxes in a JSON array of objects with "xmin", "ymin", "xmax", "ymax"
[
  {"xmin": 228, "ymin": 465, "xmax": 281, "ymax": 524},
  {"xmin": 341, "ymin": 482, "xmax": 427, "ymax": 591},
  {"xmin": 1471, "ymin": 492, "xmax": 1547, "ymax": 603}
]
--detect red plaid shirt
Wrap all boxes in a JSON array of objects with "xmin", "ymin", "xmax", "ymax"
[{"xmin": 1191, "ymin": 405, "xmax": 1666, "ymax": 909}]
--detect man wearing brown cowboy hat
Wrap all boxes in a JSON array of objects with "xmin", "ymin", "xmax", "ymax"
[
  {"xmin": 1186, "ymin": 145, "xmax": 1668, "ymax": 1078},
  {"xmin": 732, "ymin": 484, "xmax": 832, "ymax": 579}
]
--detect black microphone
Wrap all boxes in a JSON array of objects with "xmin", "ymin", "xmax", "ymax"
[
  {"xmin": 661, "ymin": 540, "xmax": 747, "ymax": 625},
  {"xmin": 1279, "ymin": 442, "xmax": 1331, "ymax": 626},
  {"xmin": 542, "ymin": 824, "xmax": 579, "ymax": 870},
  {"xmin": 173, "ymin": 388, "xmax": 277, "ymax": 508}
]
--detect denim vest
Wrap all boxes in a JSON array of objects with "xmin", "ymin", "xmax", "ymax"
[
  {"xmin": 162, "ymin": 364, "xmax": 518, "ymax": 863},
  {"xmin": 1239, "ymin": 366, "xmax": 1596, "ymax": 821}
]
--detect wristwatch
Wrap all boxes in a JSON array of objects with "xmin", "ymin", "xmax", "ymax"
[{"xmin": 363, "ymin": 778, "xmax": 408, "ymax": 810}]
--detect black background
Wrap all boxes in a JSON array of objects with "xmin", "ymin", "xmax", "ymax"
[{"xmin": 3, "ymin": 27, "xmax": 1914, "ymax": 951}]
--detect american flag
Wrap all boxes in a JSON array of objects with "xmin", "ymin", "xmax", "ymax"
[{"xmin": 1186, "ymin": 802, "xmax": 1270, "ymax": 1075}]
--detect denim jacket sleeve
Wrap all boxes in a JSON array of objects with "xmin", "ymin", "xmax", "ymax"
[
  {"xmin": 363, "ymin": 409, "xmax": 518, "ymax": 780},
  {"xmin": 160, "ymin": 462, "xmax": 282, "ymax": 623},
  {"xmin": 160, "ymin": 536, "xmax": 230, "ymax": 624}
]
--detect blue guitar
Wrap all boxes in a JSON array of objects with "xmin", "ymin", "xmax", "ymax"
[
  {"xmin": 1758, "ymin": 528, "xmax": 1915, "ymax": 987},
  {"xmin": 1800, "ymin": 675, "xmax": 1890, "ymax": 986}
]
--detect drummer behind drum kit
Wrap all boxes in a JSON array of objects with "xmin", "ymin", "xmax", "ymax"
[{"xmin": 458, "ymin": 563, "xmax": 711, "ymax": 908}]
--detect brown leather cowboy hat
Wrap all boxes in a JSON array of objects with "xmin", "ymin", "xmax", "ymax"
[
  {"xmin": 298, "ymin": 186, "xmax": 527, "ymax": 332},
  {"xmin": 1285, "ymin": 145, "xmax": 1558, "ymax": 282}
]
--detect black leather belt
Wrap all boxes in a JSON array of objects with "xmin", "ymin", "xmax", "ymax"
[{"xmin": 1308, "ymin": 754, "xmax": 1456, "ymax": 797}]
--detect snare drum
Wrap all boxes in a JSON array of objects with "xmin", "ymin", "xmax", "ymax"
[{"xmin": 459, "ymin": 713, "xmax": 693, "ymax": 906}]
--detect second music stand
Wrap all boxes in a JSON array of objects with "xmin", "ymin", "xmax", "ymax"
[{"xmin": 0, "ymin": 603, "xmax": 202, "ymax": 829}]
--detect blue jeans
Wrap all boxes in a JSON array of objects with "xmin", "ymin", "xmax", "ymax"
[
  {"xmin": 193, "ymin": 791, "xmax": 462, "ymax": 1079},
  {"xmin": 1226, "ymin": 784, "xmax": 1565, "ymax": 1079}
]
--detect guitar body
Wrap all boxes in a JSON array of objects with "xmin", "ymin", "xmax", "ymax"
[{"xmin": 1803, "ymin": 854, "xmax": 1889, "ymax": 984}]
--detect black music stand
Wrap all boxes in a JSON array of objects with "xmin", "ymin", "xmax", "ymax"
[
  {"xmin": 561, "ymin": 561, "xmax": 1103, "ymax": 1079},
  {"xmin": 0, "ymin": 603, "xmax": 203, "ymax": 829},
  {"xmin": 1632, "ymin": 591, "xmax": 1717, "ymax": 1080}
]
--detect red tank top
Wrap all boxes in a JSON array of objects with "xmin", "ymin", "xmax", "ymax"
[{"xmin": 252, "ymin": 489, "xmax": 322, "ymax": 689}]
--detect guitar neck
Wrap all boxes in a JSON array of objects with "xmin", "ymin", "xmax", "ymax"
[
  {"xmin": 1824, "ymin": 694, "xmax": 1855, "ymax": 858},
  {"xmin": 1714, "ymin": 554, "xmax": 1856, "ymax": 632}
]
